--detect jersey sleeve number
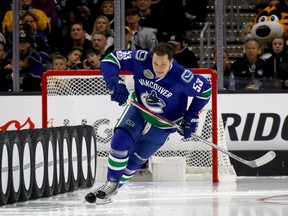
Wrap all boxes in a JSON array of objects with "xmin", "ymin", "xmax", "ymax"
[
  {"xmin": 193, "ymin": 78, "xmax": 204, "ymax": 92},
  {"xmin": 116, "ymin": 50, "xmax": 132, "ymax": 60}
]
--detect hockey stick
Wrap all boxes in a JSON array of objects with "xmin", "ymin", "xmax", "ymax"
[{"xmin": 130, "ymin": 100, "xmax": 276, "ymax": 168}]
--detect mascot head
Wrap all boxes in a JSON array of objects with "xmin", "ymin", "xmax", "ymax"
[{"xmin": 251, "ymin": 5, "xmax": 288, "ymax": 43}]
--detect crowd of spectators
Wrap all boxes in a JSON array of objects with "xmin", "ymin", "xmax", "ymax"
[
  {"xmin": 221, "ymin": 0, "xmax": 288, "ymax": 90},
  {"xmin": 215, "ymin": 35, "xmax": 288, "ymax": 90},
  {"xmin": 0, "ymin": 0, "xmax": 207, "ymax": 92},
  {"xmin": 1, "ymin": 0, "xmax": 287, "ymax": 92}
]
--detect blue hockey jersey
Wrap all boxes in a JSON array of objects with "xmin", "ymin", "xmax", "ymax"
[{"xmin": 100, "ymin": 50, "xmax": 211, "ymax": 122}]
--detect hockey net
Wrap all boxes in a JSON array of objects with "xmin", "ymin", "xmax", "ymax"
[{"xmin": 42, "ymin": 69, "xmax": 236, "ymax": 183}]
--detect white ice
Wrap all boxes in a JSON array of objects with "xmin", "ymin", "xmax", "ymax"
[{"xmin": 1, "ymin": 177, "xmax": 288, "ymax": 216}]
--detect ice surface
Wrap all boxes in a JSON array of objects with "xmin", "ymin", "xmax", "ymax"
[{"xmin": 1, "ymin": 177, "xmax": 288, "ymax": 216}]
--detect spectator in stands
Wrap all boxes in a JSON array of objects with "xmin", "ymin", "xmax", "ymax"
[
  {"xmin": 211, "ymin": 48, "xmax": 232, "ymax": 90},
  {"xmin": 91, "ymin": 31, "xmax": 113, "ymax": 60},
  {"xmin": 133, "ymin": 0, "xmax": 160, "ymax": 34},
  {"xmin": 57, "ymin": 0, "xmax": 93, "ymax": 34},
  {"xmin": 52, "ymin": 54, "xmax": 67, "ymax": 70},
  {"xmin": 66, "ymin": 48, "xmax": 84, "ymax": 69},
  {"xmin": 90, "ymin": 15, "xmax": 114, "ymax": 50},
  {"xmin": 99, "ymin": 0, "xmax": 114, "ymax": 33},
  {"xmin": 264, "ymin": 36, "xmax": 288, "ymax": 88},
  {"xmin": 0, "ymin": 0, "xmax": 11, "ymax": 34},
  {"xmin": 83, "ymin": 49, "xmax": 101, "ymax": 69},
  {"xmin": 125, "ymin": 7, "xmax": 158, "ymax": 51},
  {"xmin": 33, "ymin": 0, "xmax": 60, "ymax": 52},
  {"xmin": 57, "ymin": 1, "xmax": 94, "ymax": 43},
  {"xmin": 6, "ymin": 31, "xmax": 44, "ymax": 91},
  {"xmin": 0, "ymin": 41, "xmax": 13, "ymax": 91},
  {"xmin": 230, "ymin": 38, "xmax": 273, "ymax": 90},
  {"xmin": 34, "ymin": 0, "xmax": 58, "ymax": 25},
  {"xmin": 167, "ymin": 34, "xmax": 199, "ymax": 68},
  {"xmin": 86, "ymin": 0, "xmax": 136, "ymax": 28},
  {"xmin": 2, "ymin": 0, "xmax": 51, "ymax": 36},
  {"xmin": 20, "ymin": 12, "xmax": 50, "ymax": 67},
  {"xmin": 124, "ymin": 26, "xmax": 136, "ymax": 50},
  {"xmin": 59, "ymin": 21, "xmax": 92, "ymax": 61}
]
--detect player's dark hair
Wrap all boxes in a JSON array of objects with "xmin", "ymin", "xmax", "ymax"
[{"xmin": 152, "ymin": 42, "xmax": 173, "ymax": 60}]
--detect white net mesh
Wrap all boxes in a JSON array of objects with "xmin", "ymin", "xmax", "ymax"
[{"xmin": 42, "ymin": 70, "xmax": 236, "ymax": 182}]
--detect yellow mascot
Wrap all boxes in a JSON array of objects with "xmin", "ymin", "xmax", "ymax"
[{"xmin": 251, "ymin": 4, "xmax": 288, "ymax": 45}]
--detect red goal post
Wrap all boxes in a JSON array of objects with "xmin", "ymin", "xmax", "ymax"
[{"xmin": 42, "ymin": 69, "xmax": 235, "ymax": 183}]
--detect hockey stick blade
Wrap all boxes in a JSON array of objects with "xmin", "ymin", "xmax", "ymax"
[
  {"xmin": 185, "ymin": 134, "xmax": 276, "ymax": 168},
  {"xmin": 130, "ymin": 100, "xmax": 276, "ymax": 168}
]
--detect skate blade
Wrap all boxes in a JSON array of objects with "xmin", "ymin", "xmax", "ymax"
[{"xmin": 96, "ymin": 198, "xmax": 113, "ymax": 205}]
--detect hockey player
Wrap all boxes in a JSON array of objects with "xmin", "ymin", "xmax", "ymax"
[{"xmin": 85, "ymin": 42, "xmax": 212, "ymax": 204}]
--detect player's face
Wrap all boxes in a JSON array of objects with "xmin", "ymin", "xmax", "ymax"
[{"xmin": 152, "ymin": 54, "xmax": 172, "ymax": 78}]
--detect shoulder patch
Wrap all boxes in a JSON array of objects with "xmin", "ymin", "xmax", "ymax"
[
  {"xmin": 181, "ymin": 69, "xmax": 194, "ymax": 83},
  {"xmin": 143, "ymin": 69, "xmax": 154, "ymax": 79},
  {"xmin": 135, "ymin": 50, "xmax": 148, "ymax": 61}
]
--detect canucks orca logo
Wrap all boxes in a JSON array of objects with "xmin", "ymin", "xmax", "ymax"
[{"xmin": 141, "ymin": 90, "xmax": 165, "ymax": 113}]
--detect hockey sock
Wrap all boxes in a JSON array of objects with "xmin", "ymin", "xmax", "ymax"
[
  {"xmin": 107, "ymin": 128, "xmax": 133, "ymax": 182},
  {"xmin": 119, "ymin": 168, "xmax": 137, "ymax": 187},
  {"xmin": 107, "ymin": 152, "xmax": 128, "ymax": 182}
]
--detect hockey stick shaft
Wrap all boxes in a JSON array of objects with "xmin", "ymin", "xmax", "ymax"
[{"xmin": 130, "ymin": 100, "xmax": 276, "ymax": 168}]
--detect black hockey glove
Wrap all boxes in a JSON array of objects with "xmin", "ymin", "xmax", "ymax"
[
  {"xmin": 181, "ymin": 111, "xmax": 199, "ymax": 139},
  {"xmin": 108, "ymin": 76, "xmax": 129, "ymax": 106}
]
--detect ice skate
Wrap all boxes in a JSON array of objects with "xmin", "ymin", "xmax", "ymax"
[{"xmin": 85, "ymin": 181, "xmax": 119, "ymax": 205}]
